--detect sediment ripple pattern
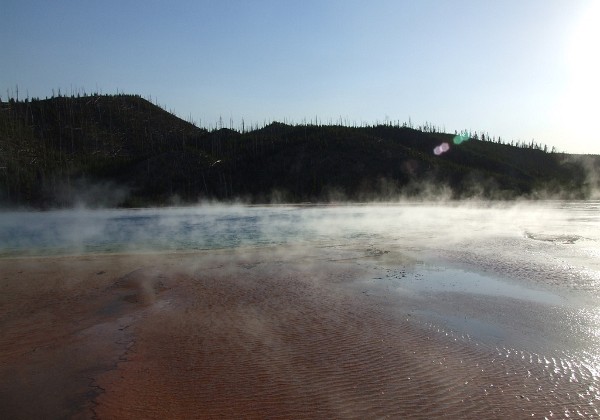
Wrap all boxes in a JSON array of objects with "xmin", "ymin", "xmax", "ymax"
[
  {"xmin": 1, "ymin": 250, "xmax": 597, "ymax": 418},
  {"xmin": 92, "ymin": 255, "xmax": 598, "ymax": 418}
]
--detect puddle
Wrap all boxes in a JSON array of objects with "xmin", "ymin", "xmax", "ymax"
[{"xmin": 391, "ymin": 266, "xmax": 565, "ymax": 306}]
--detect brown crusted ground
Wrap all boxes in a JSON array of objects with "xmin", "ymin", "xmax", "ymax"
[{"xmin": 0, "ymin": 247, "xmax": 594, "ymax": 419}]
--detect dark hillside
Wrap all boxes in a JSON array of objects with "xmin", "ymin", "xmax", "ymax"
[
  {"xmin": 1, "ymin": 94, "xmax": 598, "ymax": 207},
  {"xmin": 1, "ymin": 94, "xmax": 209, "ymax": 205}
]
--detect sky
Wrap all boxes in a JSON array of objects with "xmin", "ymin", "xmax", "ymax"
[{"xmin": 2, "ymin": 0, "xmax": 599, "ymax": 154}]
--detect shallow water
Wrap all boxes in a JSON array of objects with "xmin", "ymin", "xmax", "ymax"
[{"xmin": 1, "ymin": 201, "xmax": 599, "ymax": 417}]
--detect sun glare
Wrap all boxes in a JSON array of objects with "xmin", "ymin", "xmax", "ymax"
[{"xmin": 561, "ymin": 1, "xmax": 600, "ymax": 145}]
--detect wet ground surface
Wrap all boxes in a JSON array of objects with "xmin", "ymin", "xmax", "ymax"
[{"xmin": 1, "ymin": 245, "xmax": 598, "ymax": 418}]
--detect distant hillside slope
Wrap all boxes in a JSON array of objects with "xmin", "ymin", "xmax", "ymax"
[{"xmin": 1, "ymin": 94, "xmax": 598, "ymax": 207}]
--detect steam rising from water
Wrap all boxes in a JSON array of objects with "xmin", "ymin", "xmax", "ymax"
[
  {"xmin": 1, "ymin": 201, "xmax": 599, "ymax": 417},
  {"xmin": 1, "ymin": 200, "xmax": 598, "ymax": 255},
  {"xmin": 2, "ymin": 201, "xmax": 599, "ymax": 329}
]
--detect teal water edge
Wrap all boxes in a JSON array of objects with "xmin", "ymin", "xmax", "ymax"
[{"xmin": 1, "ymin": 201, "xmax": 598, "ymax": 256}]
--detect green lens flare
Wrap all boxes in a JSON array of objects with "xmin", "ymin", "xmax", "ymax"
[{"xmin": 453, "ymin": 134, "xmax": 470, "ymax": 145}]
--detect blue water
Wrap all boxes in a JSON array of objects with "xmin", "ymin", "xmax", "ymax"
[
  {"xmin": 1, "ymin": 202, "xmax": 599, "ymax": 259},
  {"xmin": 0, "ymin": 206, "xmax": 307, "ymax": 255}
]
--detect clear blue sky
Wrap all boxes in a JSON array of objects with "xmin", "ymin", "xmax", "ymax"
[{"xmin": 2, "ymin": 0, "xmax": 599, "ymax": 154}]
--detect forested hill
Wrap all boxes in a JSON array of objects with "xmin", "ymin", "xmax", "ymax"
[{"xmin": 1, "ymin": 94, "xmax": 598, "ymax": 207}]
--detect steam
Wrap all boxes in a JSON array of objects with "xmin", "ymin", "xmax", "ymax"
[
  {"xmin": 1, "ymin": 200, "xmax": 598, "ymax": 259},
  {"xmin": 114, "ymin": 267, "xmax": 164, "ymax": 305},
  {"xmin": 2, "ymin": 200, "xmax": 599, "ymax": 418},
  {"xmin": 1, "ymin": 198, "xmax": 598, "ymax": 311},
  {"xmin": 54, "ymin": 178, "xmax": 130, "ymax": 208},
  {"xmin": 569, "ymin": 154, "xmax": 600, "ymax": 199}
]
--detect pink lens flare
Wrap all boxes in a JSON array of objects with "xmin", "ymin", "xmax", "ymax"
[{"xmin": 434, "ymin": 142, "xmax": 450, "ymax": 156}]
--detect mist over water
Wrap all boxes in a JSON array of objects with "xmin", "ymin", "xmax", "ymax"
[
  {"xmin": 2, "ymin": 201, "xmax": 599, "ymax": 301},
  {"xmin": 2, "ymin": 200, "xmax": 599, "ymax": 416},
  {"xmin": 1, "ymin": 201, "xmax": 599, "ymax": 300},
  {"xmin": 1, "ymin": 200, "xmax": 598, "ymax": 257}
]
